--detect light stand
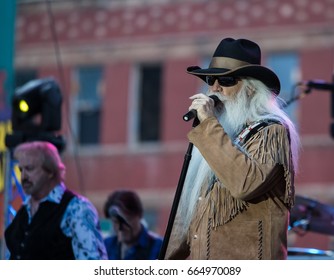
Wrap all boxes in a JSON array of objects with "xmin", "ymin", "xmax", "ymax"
[{"xmin": 0, "ymin": 148, "xmax": 24, "ymax": 260}]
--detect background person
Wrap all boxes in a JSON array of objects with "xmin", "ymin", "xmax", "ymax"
[
  {"xmin": 104, "ymin": 190, "xmax": 162, "ymax": 260},
  {"xmin": 5, "ymin": 141, "xmax": 107, "ymax": 260}
]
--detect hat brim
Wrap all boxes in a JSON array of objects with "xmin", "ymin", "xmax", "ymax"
[{"xmin": 187, "ymin": 65, "xmax": 281, "ymax": 95}]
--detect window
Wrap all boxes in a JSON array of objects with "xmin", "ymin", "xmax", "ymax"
[
  {"xmin": 75, "ymin": 66, "xmax": 102, "ymax": 145},
  {"xmin": 137, "ymin": 64, "xmax": 163, "ymax": 142},
  {"xmin": 266, "ymin": 53, "xmax": 300, "ymax": 127}
]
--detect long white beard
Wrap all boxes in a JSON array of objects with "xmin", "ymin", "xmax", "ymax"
[{"xmin": 217, "ymin": 91, "xmax": 249, "ymax": 139}]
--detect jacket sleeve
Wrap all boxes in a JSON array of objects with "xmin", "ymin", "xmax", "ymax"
[{"xmin": 187, "ymin": 117, "xmax": 292, "ymax": 202}]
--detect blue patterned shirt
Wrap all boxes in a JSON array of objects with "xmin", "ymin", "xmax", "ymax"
[{"xmin": 23, "ymin": 183, "xmax": 107, "ymax": 260}]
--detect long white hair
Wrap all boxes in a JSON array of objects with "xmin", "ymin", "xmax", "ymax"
[{"xmin": 177, "ymin": 78, "xmax": 300, "ymax": 238}]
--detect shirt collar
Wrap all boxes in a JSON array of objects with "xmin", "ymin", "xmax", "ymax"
[{"xmin": 23, "ymin": 183, "xmax": 66, "ymax": 206}]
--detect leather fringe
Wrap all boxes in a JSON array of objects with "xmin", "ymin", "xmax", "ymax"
[
  {"xmin": 206, "ymin": 124, "xmax": 294, "ymax": 229},
  {"xmin": 243, "ymin": 124, "xmax": 295, "ymax": 208},
  {"xmin": 209, "ymin": 182, "xmax": 248, "ymax": 229}
]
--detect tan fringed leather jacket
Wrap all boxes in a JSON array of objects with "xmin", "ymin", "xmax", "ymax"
[{"xmin": 165, "ymin": 117, "xmax": 294, "ymax": 260}]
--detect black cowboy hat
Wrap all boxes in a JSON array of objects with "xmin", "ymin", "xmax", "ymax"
[{"xmin": 187, "ymin": 38, "xmax": 281, "ymax": 95}]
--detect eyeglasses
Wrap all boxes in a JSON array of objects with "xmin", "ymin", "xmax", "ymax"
[{"xmin": 205, "ymin": 76, "xmax": 239, "ymax": 87}]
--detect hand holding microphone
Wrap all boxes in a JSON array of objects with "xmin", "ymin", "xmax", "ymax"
[{"xmin": 183, "ymin": 94, "xmax": 221, "ymax": 122}]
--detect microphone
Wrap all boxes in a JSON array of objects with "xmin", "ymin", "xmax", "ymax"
[
  {"xmin": 183, "ymin": 95, "xmax": 221, "ymax": 122},
  {"xmin": 108, "ymin": 206, "xmax": 131, "ymax": 228},
  {"xmin": 299, "ymin": 80, "xmax": 334, "ymax": 91}
]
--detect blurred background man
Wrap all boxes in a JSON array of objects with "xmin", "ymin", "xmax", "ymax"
[
  {"xmin": 5, "ymin": 141, "xmax": 107, "ymax": 260},
  {"xmin": 104, "ymin": 190, "xmax": 162, "ymax": 260}
]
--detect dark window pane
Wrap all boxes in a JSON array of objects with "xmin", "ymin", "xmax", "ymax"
[
  {"xmin": 79, "ymin": 110, "xmax": 100, "ymax": 144},
  {"xmin": 77, "ymin": 66, "xmax": 102, "ymax": 145},
  {"xmin": 139, "ymin": 64, "xmax": 162, "ymax": 142}
]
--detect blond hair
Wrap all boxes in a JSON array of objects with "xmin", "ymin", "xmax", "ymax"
[{"xmin": 14, "ymin": 141, "xmax": 65, "ymax": 183}]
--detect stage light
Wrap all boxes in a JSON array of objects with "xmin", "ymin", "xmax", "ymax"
[
  {"xmin": 11, "ymin": 77, "xmax": 62, "ymax": 133},
  {"xmin": 6, "ymin": 77, "xmax": 65, "ymax": 152}
]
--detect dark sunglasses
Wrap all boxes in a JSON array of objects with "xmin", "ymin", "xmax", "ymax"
[{"xmin": 205, "ymin": 76, "xmax": 239, "ymax": 87}]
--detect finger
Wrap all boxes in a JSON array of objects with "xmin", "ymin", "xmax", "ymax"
[{"xmin": 189, "ymin": 93, "xmax": 207, "ymax": 100}]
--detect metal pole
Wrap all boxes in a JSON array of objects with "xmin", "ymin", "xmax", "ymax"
[
  {"xmin": 158, "ymin": 118, "xmax": 199, "ymax": 260},
  {"xmin": 1, "ymin": 149, "xmax": 13, "ymax": 259}
]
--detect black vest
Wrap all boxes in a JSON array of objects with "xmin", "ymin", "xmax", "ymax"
[{"xmin": 5, "ymin": 190, "xmax": 75, "ymax": 260}]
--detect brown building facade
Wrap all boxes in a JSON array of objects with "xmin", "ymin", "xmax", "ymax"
[{"xmin": 3, "ymin": 0, "xmax": 334, "ymax": 253}]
